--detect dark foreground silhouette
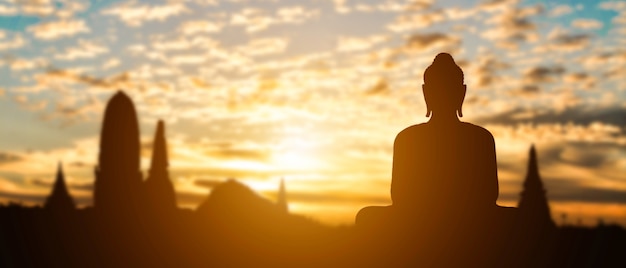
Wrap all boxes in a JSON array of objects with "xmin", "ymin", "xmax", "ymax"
[
  {"xmin": 358, "ymin": 53, "xmax": 507, "ymax": 226},
  {"xmin": 1, "ymin": 54, "xmax": 625, "ymax": 267},
  {"xmin": 354, "ymin": 53, "xmax": 548, "ymax": 267}
]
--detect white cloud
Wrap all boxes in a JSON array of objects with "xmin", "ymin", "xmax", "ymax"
[
  {"xmin": 0, "ymin": 34, "xmax": 26, "ymax": 51},
  {"xmin": 230, "ymin": 7, "xmax": 318, "ymax": 33},
  {"xmin": 337, "ymin": 35, "xmax": 387, "ymax": 52},
  {"xmin": 480, "ymin": 3, "xmax": 543, "ymax": 49},
  {"xmin": 375, "ymin": 0, "xmax": 433, "ymax": 12},
  {"xmin": 598, "ymin": 1, "xmax": 626, "ymax": 11},
  {"xmin": 21, "ymin": 2, "xmax": 54, "ymax": 16},
  {"xmin": 539, "ymin": 30, "xmax": 592, "ymax": 52},
  {"xmin": 572, "ymin": 18, "xmax": 603, "ymax": 30},
  {"xmin": 276, "ymin": 6, "xmax": 318, "ymax": 23},
  {"xmin": 170, "ymin": 54, "xmax": 207, "ymax": 65},
  {"xmin": 27, "ymin": 19, "xmax": 90, "ymax": 40},
  {"xmin": 102, "ymin": 58, "xmax": 120, "ymax": 70},
  {"xmin": 0, "ymin": 0, "xmax": 88, "ymax": 17},
  {"xmin": 230, "ymin": 8, "xmax": 274, "ymax": 33},
  {"xmin": 387, "ymin": 10, "xmax": 445, "ymax": 32},
  {"xmin": 54, "ymin": 39, "xmax": 109, "ymax": 61},
  {"xmin": 102, "ymin": 2, "xmax": 189, "ymax": 27},
  {"xmin": 179, "ymin": 20, "xmax": 223, "ymax": 35},
  {"xmin": 151, "ymin": 35, "xmax": 219, "ymax": 51},
  {"xmin": 332, "ymin": 0, "xmax": 350, "ymax": 14},
  {"xmin": 404, "ymin": 32, "xmax": 461, "ymax": 52},
  {"xmin": 237, "ymin": 37, "xmax": 289, "ymax": 56},
  {"xmin": 54, "ymin": 1, "xmax": 89, "ymax": 18},
  {"xmin": 550, "ymin": 4, "xmax": 573, "ymax": 17},
  {"xmin": 445, "ymin": 7, "xmax": 479, "ymax": 20},
  {"xmin": 0, "ymin": 4, "xmax": 18, "ymax": 15},
  {"xmin": 9, "ymin": 57, "xmax": 47, "ymax": 71}
]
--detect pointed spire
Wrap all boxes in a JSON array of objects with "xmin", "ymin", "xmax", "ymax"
[
  {"xmin": 518, "ymin": 145, "xmax": 554, "ymax": 228},
  {"xmin": 45, "ymin": 161, "xmax": 75, "ymax": 211},
  {"xmin": 148, "ymin": 120, "xmax": 168, "ymax": 177},
  {"xmin": 526, "ymin": 145, "xmax": 540, "ymax": 184},
  {"xmin": 277, "ymin": 177, "xmax": 288, "ymax": 212},
  {"xmin": 145, "ymin": 120, "xmax": 177, "ymax": 211}
]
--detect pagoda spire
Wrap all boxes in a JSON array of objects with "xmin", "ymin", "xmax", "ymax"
[
  {"xmin": 148, "ymin": 120, "xmax": 169, "ymax": 177},
  {"xmin": 44, "ymin": 161, "xmax": 75, "ymax": 211},
  {"xmin": 144, "ymin": 120, "xmax": 177, "ymax": 211},
  {"xmin": 94, "ymin": 91, "xmax": 143, "ymax": 212},
  {"xmin": 277, "ymin": 178, "xmax": 288, "ymax": 212},
  {"xmin": 518, "ymin": 145, "xmax": 555, "ymax": 228}
]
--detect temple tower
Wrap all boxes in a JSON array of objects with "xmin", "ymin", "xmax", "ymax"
[
  {"xmin": 44, "ymin": 162, "xmax": 75, "ymax": 211},
  {"xmin": 93, "ymin": 91, "xmax": 143, "ymax": 212},
  {"xmin": 518, "ymin": 145, "xmax": 555, "ymax": 228},
  {"xmin": 144, "ymin": 120, "xmax": 177, "ymax": 212}
]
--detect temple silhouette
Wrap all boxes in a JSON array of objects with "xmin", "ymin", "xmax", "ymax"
[
  {"xmin": 518, "ymin": 145, "xmax": 556, "ymax": 230},
  {"xmin": 1, "ymin": 55, "xmax": 625, "ymax": 266},
  {"xmin": 94, "ymin": 92, "xmax": 143, "ymax": 214},
  {"xmin": 44, "ymin": 162, "xmax": 75, "ymax": 212},
  {"xmin": 144, "ymin": 120, "xmax": 178, "ymax": 214}
]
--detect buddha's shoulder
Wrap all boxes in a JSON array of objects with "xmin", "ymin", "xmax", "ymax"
[
  {"xmin": 459, "ymin": 121, "xmax": 492, "ymax": 133},
  {"xmin": 395, "ymin": 123, "xmax": 429, "ymax": 141},
  {"xmin": 460, "ymin": 122, "xmax": 495, "ymax": 140},
  {"xmin": 395, "ymin": 122, "xmax": 494, "ymax": 140},
  {"xmin": 397, "ymin": 123, "xmax": 428, "ymax": 134}
]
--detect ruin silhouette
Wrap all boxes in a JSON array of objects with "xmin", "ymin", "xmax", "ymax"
[{"xmin": 0, "ymin": 55, "xmax": 625, "ymax": 267}]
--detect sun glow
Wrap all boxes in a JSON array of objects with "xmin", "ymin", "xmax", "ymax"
[
  {"xmin": 271, "ymin": 137, "xmax": 324, "ymax": 172},
  {"xmin": 221, "ymin": 159, "xmax": 272, "ymax": 173}
]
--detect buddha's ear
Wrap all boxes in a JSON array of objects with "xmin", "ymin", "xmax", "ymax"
[
  {"xmin": 457, "ymin": 84, "xmax": 467, "ymax": 118},
  {"xmin": 423, "ymin": 84, "xmax": 432, "ymax": 117}
]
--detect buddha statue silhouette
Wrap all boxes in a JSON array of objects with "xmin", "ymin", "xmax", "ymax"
[{"xmin": 357, "ymin": 53, "xmax": 511, "ymax": 229}]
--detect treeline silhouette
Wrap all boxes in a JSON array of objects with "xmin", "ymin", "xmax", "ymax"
[{"xmin": 1, "ymin": 54, "xmax": 625, "ymax": 267}]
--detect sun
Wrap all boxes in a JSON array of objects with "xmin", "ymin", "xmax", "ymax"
[{"xmin": 271, "ymin": 137, "xmax": 323, "ymax": 172}]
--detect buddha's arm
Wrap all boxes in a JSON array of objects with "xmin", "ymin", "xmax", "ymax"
[
  {"xmin": 483, "ymin": 132, "xmax": 499, "ymax": 204},
  {"xmin": 390, "ymin": 132, "xmax": 409, "ymax": 205}
]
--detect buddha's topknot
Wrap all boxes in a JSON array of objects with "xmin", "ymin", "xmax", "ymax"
[{"xmin": 424, "ymin": 53, "xmax": 464, "ymax": 85}]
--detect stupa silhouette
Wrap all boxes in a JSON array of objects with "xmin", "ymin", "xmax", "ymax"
[
  {"xmin": 44, "ymin": 162, "xmax": 75, "ymax": 212},
  {"xmin": 518, "ymin": 145, "xmax": 555, "ymax": 229},
  {"xmin": 93, "ymin": 91, "xmax": 143, "ymax": 214},
  {"xmin": 144, "ymin": 120, "xmax": 178, "ymax": 213}
]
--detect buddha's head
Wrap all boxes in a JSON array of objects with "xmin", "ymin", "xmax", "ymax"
[{"xmin": 422, "ymin": 53, "xmax": 466, "ymax": 118}]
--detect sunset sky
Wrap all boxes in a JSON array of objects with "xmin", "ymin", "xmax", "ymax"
[{"xmin": 0, "ymin": 0, "xmax": 624, "ymax": 227}]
